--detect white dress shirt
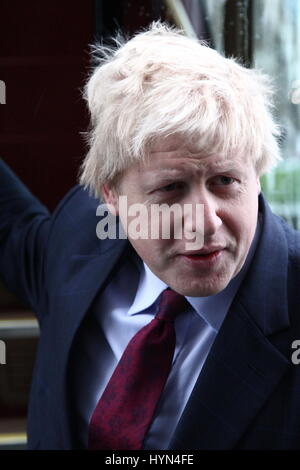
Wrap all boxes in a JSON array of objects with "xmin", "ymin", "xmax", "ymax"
[{"xmin": 72, "ymin": 220, "xmax": 260, "ymax": 449}]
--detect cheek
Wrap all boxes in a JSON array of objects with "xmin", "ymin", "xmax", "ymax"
[
  {"xmin": 237, "ymin": 198, "xmax": 258, "ymax": 243},
  {"xmin": 128, "ymin": 237, "xmax": 171, "ymax": 268},
  {"xmin": 222, "ymin": 195, "xmax": 258, "ymax": 242}
]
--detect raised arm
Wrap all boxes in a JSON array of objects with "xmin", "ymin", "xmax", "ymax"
[{"xmin": 0, "ymin": 159, "xmax": 51, "ymax": 315}]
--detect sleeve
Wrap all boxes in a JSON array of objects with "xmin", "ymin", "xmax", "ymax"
[{"xmin": 0, "ymin": 158, "xmax": 51, "ymax": 313}]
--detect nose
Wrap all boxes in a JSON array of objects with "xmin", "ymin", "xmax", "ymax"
[
  {"xmin": 202, "ymin": 194, "xmax": 222, "ymax": 237},
  {"xmin": 184, "ymin": 188, "xmax": 222, "ymax": 240}
]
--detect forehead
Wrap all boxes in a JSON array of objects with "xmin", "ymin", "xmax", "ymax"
[
  {"xmin": 149, "ymin": 133, "xmax": 199, "ymax": 155},
  {"xmin": 142, "ymin": 134, "xmax": 247, "ymax": 173}
]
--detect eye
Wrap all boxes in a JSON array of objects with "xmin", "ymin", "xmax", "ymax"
[
  {"xmin": 158, "ymin": 182, "xmax": 185, "ymax": 192},
  {"xmin": 213, "ymin": 175, "xmax": 236, "ymax": 186}
]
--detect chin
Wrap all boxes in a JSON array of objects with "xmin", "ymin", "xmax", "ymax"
[{"xmin": 172, "ymin": 276, "xmax": 231, "ymax": 297}]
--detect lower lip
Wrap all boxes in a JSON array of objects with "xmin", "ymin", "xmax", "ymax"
[{"xmin": 181, "ymin": 250, "xmax": 223, "ymax": 266}]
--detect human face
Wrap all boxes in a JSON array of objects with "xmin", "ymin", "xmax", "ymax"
[{"xmin": 102, "ymin": 135, "xmax": 260, "ymax": 297}]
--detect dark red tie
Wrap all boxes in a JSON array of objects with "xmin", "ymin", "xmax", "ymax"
[{"xmin": 88, "ymin": 288, "xmax": 188, "ymax": 450}]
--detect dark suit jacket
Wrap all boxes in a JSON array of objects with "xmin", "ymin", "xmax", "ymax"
[{"xmin": 1, "ymin": 159, "xmax": 300, "ymax": 450}]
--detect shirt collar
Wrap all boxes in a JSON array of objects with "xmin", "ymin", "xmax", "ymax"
[
  {"xmin": 128, "ymin": 215, "xmax": 261, "ymax": 332},
  {"xmin": 127, "ymin": 261, "xmax": 167, "ymax": 316}
]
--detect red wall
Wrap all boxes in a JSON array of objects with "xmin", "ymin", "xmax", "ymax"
[{"xmin": 0, "ymin": 1, "xmax": 93, "ymax": 211}]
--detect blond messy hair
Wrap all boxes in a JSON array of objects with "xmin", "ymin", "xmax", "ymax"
[{"xmin": 79, "ymin": 21, "xmax": 281, "ymax": 199}]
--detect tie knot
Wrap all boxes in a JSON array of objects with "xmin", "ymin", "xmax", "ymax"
[{"xmin": 156, "ymin": 288, "xmax": 189, "ymax": 322}]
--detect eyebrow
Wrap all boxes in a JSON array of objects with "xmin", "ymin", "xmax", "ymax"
[{"xmin": 144, "ymin": 160, "xmax": 245, "ymax": 176}]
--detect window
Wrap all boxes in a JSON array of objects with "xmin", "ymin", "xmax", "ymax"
[{"xmin": 169, "ymin": 0, "xmax": 300, "ymax": 229}]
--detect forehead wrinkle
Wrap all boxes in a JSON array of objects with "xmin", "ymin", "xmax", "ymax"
[{"xmin": 142, "ymin": 155, "xmax": 243, "ymax": 177}]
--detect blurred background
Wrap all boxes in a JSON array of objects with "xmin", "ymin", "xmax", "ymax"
[{"xmin": 0, "ymin": 0, "xmax": 299, "ymax": 449}]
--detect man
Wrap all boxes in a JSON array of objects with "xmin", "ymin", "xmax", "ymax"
[{"xmin": 1, "ymin": 22, "xmax": 300, "ymax": 450}]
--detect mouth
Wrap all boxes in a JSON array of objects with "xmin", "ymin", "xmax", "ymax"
[
  {"xmin": 182, "ymin": 246, "xmax": 225, "ymax": 256},
  {"xmin": 179, "ymin": 247, "xmax": 225, "ymax": 264}
]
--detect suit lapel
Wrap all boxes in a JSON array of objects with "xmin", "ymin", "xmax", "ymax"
[
  {"xmin": 168, "ymin": 300, "xmax": 291, "ymax": 449},
  {"xmin": 53, "ymin": 236, "xmax": 130, "ymax": 353},
  {"xmin": 52, "ymin": 234, "xmax": 131, "ymax": 447},
  {"xmin": 169, "ymin": 195, "xmax": 292, "ymax": 449}
]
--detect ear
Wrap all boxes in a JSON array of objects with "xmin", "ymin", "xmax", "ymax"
[{"xmin": 101, "ymin": 184, "xmax": 119, "ymax": 216}]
